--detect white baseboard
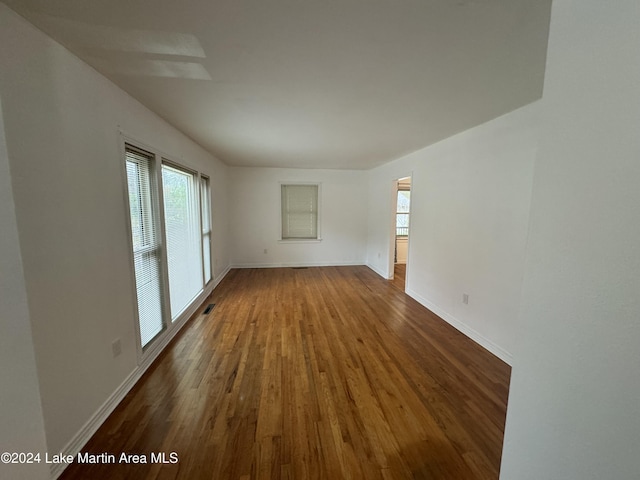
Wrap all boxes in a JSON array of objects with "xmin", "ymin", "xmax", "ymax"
[
  {"xmin": 230, "ymin": 261, "xmax": 365, "ymax": 269},
  {"xmin": 51, "ymin": 266, "xmax": 231, "ymax": 479},
  {"xmin": 50, "ymin": 367, "xmax": 139, "ymax": 478},
  {"xmin": 366, "ymin": 262, "xmax": 389, "ymax": 279},
  {"xmin": 405, "ymin": 287, "xmax": 513, "ymax": 366},
  {"xmin": 213, "ymin": 264, "xmax": 232, "ymax": 285},
  {"xmin": 366, "ymin": 263, "xmax": 511, "ymax": 364}
]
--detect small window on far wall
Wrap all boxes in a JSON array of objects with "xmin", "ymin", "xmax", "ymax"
[{"xmin": 281, "ymin": 184, "xmax": 319, "ymax": 240}]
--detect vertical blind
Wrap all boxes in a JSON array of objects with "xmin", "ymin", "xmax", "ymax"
[
  {"xmin": 281, "ymin": 184, "xmax": 318, "ymax": 239},
  {"xmin": 125, "ymin": 146, "xmax": 165, "ymax": 348},
  {"xmin": 162, "ymin": 163, "xmax": 203, "ymax": 320},
  {"xmin": 200, "ymin": 176, "xmax": 212, "ymax": 284}
]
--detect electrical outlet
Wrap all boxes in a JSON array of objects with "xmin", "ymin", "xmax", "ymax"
[
  {"xmin": 462, "ymin": 293, "xmax": 469, "ymax": 305},
  {"xmin": 112, "ymin": 339, "xmax": 122, "ymax": 358}
]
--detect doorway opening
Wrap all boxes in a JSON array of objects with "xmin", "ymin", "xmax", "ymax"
[{"xmin": 391, "ymin": 176, "xmax": 411, "ymax": 291}]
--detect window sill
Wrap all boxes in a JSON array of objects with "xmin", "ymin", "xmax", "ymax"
[{"xmin": 278, "ymin": 238, "xmax": 323, "ymax": 244}]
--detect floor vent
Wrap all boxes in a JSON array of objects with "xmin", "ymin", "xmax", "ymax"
[{"xmin": 203, "ymin": 303, "xmax": 215, "ymax": 315}]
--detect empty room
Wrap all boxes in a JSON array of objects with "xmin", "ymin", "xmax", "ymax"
[{"xmin": 1, "ymin": 1, "xmax": 638, "ymax": 479}]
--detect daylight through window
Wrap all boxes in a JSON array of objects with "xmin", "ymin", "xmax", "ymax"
[
  {"xmin": 124, "ymin": 143, "xmax": 213, "ymax": 352},
  {"xmin": 281, "ymin": 184, "xmax": 319, "ymax": 240}
]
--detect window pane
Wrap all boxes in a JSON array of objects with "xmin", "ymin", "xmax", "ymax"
[
  {"xmin": 396, "ymin": 189, "xmax": 410, "ymax": 236},
  {"xmin": 281, "ymin": 184, "xmax": 318, "ymax": 239},
  {"xmin": 203, "ymin": 233, "xmax": 211, "ymax": 283},
  {"xmin": 162, "ymin": 164, "xmax": 203, "ymax": 320},
  {"xmin": 126, "ymin": 162, "xmax": 143, "ymax": 249},
  {"xmin": 397, "ymin": 190, "xmax": 410, "ymax": 213},
  {"xmin": 200, "ymin": 176, "xmax": 212, "ymax": 284},
  {"xmin": 133, "ymin": 250, "xmax": 164, "ymax": 345},
  {"xmin": 125, "ymin": 148, "xmax": 165, "ymax": 348},
  {"xmin": 396, "ymin": 213, "xmax": 410, "ymax": 228}
]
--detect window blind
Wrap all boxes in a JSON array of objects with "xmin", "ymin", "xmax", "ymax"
[
  {"xmin": 125, "ymin": 146, "xmax": 165, "ymax": 348},
  {"xmin": 281, "ymin": 184, "xmax": 318, "ymax": 239},
  {"xmin": 162, "ymin": 163, "xmax": 203, "ymax": 320}
]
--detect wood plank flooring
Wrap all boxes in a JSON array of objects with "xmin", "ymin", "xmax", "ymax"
[
  {"xmin": 60, "ymin": 266, "xmax": 511, "ymax": 480},
  {"xmin": 391, "ymin": 263, "xmax": 406, "ymax": 291}
]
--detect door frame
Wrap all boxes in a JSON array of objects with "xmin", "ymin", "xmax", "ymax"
[{"xmin": 388, "ymin": 174, "xmax": 412, "ymax": 289}]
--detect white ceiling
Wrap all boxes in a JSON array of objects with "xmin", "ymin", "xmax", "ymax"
[{"xmin": 6, "ymin": 0, "xmax": 552, "ymax": 169}]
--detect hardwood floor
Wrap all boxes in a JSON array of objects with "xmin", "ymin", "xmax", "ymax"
[
  {"xmin": 60, "ymin": 266, "xmax": 511, "ymax": 480},
  {"xmin": 391, "ymin": 263, "xmax": 406, "ymax": 291}
]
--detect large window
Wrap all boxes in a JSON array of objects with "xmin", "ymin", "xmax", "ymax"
[
  {"xmin": 162, "ymin": 163, "xmax": 203, "ymax": 320},
  {"xmin": 281, "ymin": 184, "xmax": 319, "ymax": 240},
  {"xmin": 125, "ymin": 146, "xmax": 165, "ymax": 348},
  {"xmin": 124, "ymin": 143, "xmax": 212, "ymax": 352}
]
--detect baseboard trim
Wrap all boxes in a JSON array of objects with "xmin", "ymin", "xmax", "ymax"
[
  {"xmin": 366, "ymin": 262, "xmax": 389, "ymax": 279},
  {"xmin": 230, "ymin": 261, "xmax": 365, "ymax": 269},
  {"xmin": 50, "ymin": 366, "xmax": 139, "ymax": 478},
  {"xmin": 51, "ymin": 266, "xmax": 231, "ymax": 479},
  {"xmin": 405, "ymin": 288, "xmax": 513, "ymax": 366},
  {"xmin": 213, "ymin": 264, "xmax": 232, "ymax": 285}
]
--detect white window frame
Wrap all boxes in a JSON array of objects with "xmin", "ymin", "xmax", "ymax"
[
  {"xmin": 122, "ymin": 143, "xmax": 169, "ymax": 354},
  {"xmin": 279, "ymin": 182, "xmax": 322, "ymax": 242},
  {"xmin": 200, "ymin": 175, "xmax": 212, "ymax": 286}
]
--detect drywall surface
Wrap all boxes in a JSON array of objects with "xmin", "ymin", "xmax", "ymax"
[
  {"xmin": 0, "ymin": 98, "xmax": 50, "ymax": 480},
  {"xmin": 367, "ymin": 104, "xmax": 538, "ymax": 362},
  {"xmin": 0, "ymin": 4, "xmax": 228, "ymax": 456},
  {"xmin": 229, "ymin": 167, "xmax": 368, "ymax": 267},
  {"xmin": 500, "ymin": 1, "xmax": 640, "ymax": 479}
]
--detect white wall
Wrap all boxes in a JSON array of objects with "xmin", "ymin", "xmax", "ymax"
[
  {"xmin": 0, "ymin": 99, "xmax": 50, "ymax": 480},
  {"xmin": 500, "ymin": 1, "xmax": 640, "ymax": 479},
  {"xmin": 229, "ymin": 167, "xmax": 368, "ymax": 267},
  {"xmin": 0, "ymin": 3, "xmax": 229, "ymax": 461},
  {"xmin": 367, "ymin": 104, "xmax": 539, "ymax": 363}
]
